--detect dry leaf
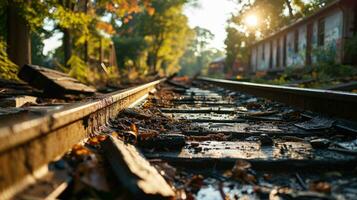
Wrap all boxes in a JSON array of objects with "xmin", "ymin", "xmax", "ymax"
[
  {"xmin": 130, "ymin": 123, "xmax": 138, "ymax": 135},
  {"xmin": 231, "ymin": 160, "xmax": 256, "ymax": 183},
  {"xmin": 309, "ymin": 181, "xmax": 331, "ymax": 193},
  {"xmin": 88, "ymin": 135, "xmax": 108, "ymax": 146},
  {"xmin": 186, "ymin": 175, "xmax": 204, "ymax": 192},
  {"xmin": 72, "ymin": 144, "xmax": 92, "ymax": 156}
]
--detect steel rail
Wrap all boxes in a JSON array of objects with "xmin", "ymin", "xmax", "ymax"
[
  {"xmin": 0, "ymin": 79, "xmax": 164, "ymax": 199},
  {"xmin": 198, "ymin": 77, "xmax": 357, "ymax": 121}
]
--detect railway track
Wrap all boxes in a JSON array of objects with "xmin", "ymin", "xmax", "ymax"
[
  {"xmin": 1, "ymin": 77, "xmax": 357, "ymax": 199},
  {"xmin": 0, "ymin": 79, "xmax": 163, "ymax": 199}
]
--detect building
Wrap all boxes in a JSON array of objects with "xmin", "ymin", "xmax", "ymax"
[
  {"xmin": 249, "ymin": 0, "xmax": 357, "ymax": 73},
  {"xmin": 208, "ymin": 57, "xmax": 247, "ymax": 78},
  {"xmin": 208, "ymin": 57, "xmax": 226, "ymax": 74}
]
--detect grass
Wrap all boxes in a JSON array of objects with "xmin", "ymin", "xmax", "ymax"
[{"xmin": 247, "ymin": 63, "xmax": 357, "ymax": 90}]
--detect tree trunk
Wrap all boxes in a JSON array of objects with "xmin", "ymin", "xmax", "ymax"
[
  {"xmin": 7, "ymin": 1, "xmax": 31, "ymax": 67},
  {"xmin": 99, "ymin": 38, "xmax": 103, "ymax": 63},
  {"xmin": 63, "ymin": 28, "xmax": 72, "ymax": 66},
  {"xmin": 62, "ymin": 0, "xmax": 73, "ymax": 67},
  {"xmin": 84, "ymin": 41, "xmax": 88, "ymax": 63},
  {"xmin": 83, "ymin": 0, "xmax": 89, "ymax": 63},
  {"xmin": 285, "ymin": 0, "xmax": 294, "ymax": 18},
  {"xmin": 150, "ymin": 35, "xmax": 164, "ymax": 75}
]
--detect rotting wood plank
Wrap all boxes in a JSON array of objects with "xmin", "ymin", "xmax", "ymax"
[
  {"xmin": 139, "ymin": 133, "xmax": 186, "ymax": 150},
  {"xmin": 0, "ymin": 96, "xmax": 37, "ymax": 107},
  {"xmin": 101, "ymin": 135, "xmax": 175, "ymax": 199},
  {"xmin": 160, "ymin": 108, "xmax": 236, "ymax": 114},
  {"xmin": 142, "ymin": 156, "xmax": 357, "ymax": 171},
  {"xmin": 187, "ymin": 119, "xmax": 246, "ymax": 123},
  {"xmin": 172, "ymin": 101, "xmax": 236, "ymax": 106},
  {"xmin": 18, "ymin": 64, "xmax": 96, "ymax": 96}
]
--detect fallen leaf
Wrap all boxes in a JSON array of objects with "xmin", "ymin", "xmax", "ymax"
[
  {"xmin": 111, "ymin": 131, "xmax": 119, "ymax": 138},
  {"xmin": 138, "ymin": 129, "xmax": 159, "ymax": 141},
  {"xmin": 88, "ymin": 135, "xmax": 108, "ymax": 146},
  {"xmin": 130, "ymin": 123, "xmax": 138, "ymax": 135},
  {"xmin": 186, "ymin": 175, "xmax": 204, "ymax": 192},
  {"xmin": 309, "ymin": 181, "xmax": 331, "ymax": 193},
  {"xmin": 231, "ymin": 160, "xmax": 256, "ymax": 183},
  {"xmin": 72, "ymin": 144, "xmax": 92, "ymax": 156}
]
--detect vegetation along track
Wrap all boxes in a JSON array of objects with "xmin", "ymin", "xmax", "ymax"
[{"xmin": 1, "ymin": 77, "xmax": 357, "ymax": 199}]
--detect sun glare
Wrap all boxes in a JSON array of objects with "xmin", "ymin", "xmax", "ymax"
[{"xmin": 245, "ymin": 15, "xmax": 258, "ymax": 27}]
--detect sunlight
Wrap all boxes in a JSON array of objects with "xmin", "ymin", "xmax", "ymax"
[{"xmin": 245, "ymin": 15, "xmax": 258, "ymax": 27}]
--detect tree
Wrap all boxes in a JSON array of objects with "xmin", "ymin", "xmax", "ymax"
[
  {"xmin": 138, "ymin": 0, "xmax": 192, "ymax": 74},
  {"xmin": 0, "ymin": 0, "xmax": 49, "ymax": 78},
  {"xmin": 179, "ymin": 26, "xmax": 224, "ymax": 76},
  {"xmin": 7, "ymin": 1, "xmax": 31, "ymax": 68},
  {"xmin": 0, "ymin": 0, "xmax": 154, "ymax": 82},
  {"xmin": 225, "ymin": 27, "xmax": 243, "ymax": 73},
  {"xmin": 113, "ymin": 0, "xmax": 193, "ymax": 76}
]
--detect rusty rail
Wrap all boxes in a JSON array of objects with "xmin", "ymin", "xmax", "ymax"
[
  {"xmin": 198, "ymin": 77, "xmax": 357, "ymax": 122},
  {"xmin": 0, "ymin": 79, "xmax": 164, "ymax": 199}
]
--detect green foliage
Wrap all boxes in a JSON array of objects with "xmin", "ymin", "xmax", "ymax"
[
  {"xmin": 314, "ymin": 63, "xmax": 357, "ymax": 79},
  {"xmin": 345, "ymin": 35, "xmax": 357, "ymax": 64},
  {"xmin": 0, "ymin": 39, "xmax": 18, "ymax": 80},
  {"xmin": 53, "ymin": 6, "xmax": 92, "ymax": 35},
  {"xmin": 21, "ymin": 1, "xmax": 49, "ymax": 30},
  {"xmin": 113, "ymin": 0, "xmax": 193, "ymax": 77},
  {"xmin": 180, "ymin": 48, "xmax": 224, "ymax": 77},
  {"xmin": 309, "ymin": 44, "xmax": 357, "ymax": 80},
  {"xmin": 300, "ymin": 0, "xmax": 335, "ymax": 16},
  {"xmin": 0, "ymin": 0, "xmax": 195, "ymax": 83},
  {"xmin": 179, "ymin": 26, "xmax": 220, "ymax": 77},
  {"xmin": 224, "ymin": 24, "xmax": 255, "ymax": 77},
  {"xmin": 67, "ymin": 54, "xmax": 88, "ymax": 83},
  {"xmin": 113, "ymin": 36, "xmax": 147, "ymax": 71},
  {"xmin": 312, "ymin": 45, "xmax": 336, "ymax": 65},
  {"xmin": 252, "ymin": 62, "xmax": 357, "ymax": 87}
]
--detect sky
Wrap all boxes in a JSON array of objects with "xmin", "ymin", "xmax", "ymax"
[
  {"xmin": 184, "ymin": 0, "xmax": 238, "ymax": 51},
  {"xmin": 43, "ymin": 0, "xmax": 239, "ymax": 55}
]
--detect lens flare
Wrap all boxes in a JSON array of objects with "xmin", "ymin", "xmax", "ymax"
[{"xmin": 245, "ymin": 15, "xmax": 258, "ymax": 27}]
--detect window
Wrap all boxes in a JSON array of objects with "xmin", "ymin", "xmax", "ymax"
[
  {"xmin": 294, "ymin": 30, "xmax": 299, "ymax": 53},
  {"xmin": 277, "ymin": 39, "xmax": 281, "ymax": 68},
  {"xmin": 283, "ymin": 35, "xmax": 287, "ymax": 66},
  {"xmin": 262, "ymin": 45, "xmax": 265, "ymax": 60},
  {"xmin": 269, "ymin": 41, "xmax": 273, "ymax": 69},
  {"xmin": 354, "ymin": 5, "xmax": 357, "ymax": 35},
  {"xmin": 318, "ymin": 18, "xmax": 325, "ymax": 46}
]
